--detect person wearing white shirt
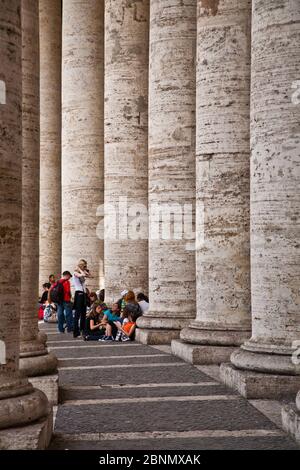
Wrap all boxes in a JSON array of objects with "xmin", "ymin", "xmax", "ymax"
[
  {"xmin": 137, "ymin": 292, "xmax": 149, "ymax": 314},
  {"xmin": 72, "ymin": 259, "xmax": 91, "ymax": 338}
]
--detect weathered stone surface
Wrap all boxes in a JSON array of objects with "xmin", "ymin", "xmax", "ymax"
[
  {"xmin": 39, "ymin": 0, "xmax": 62, "ymax": 285},
  {"xmin": 172, "ymin": 339, "xmax": 236, "ymax": 365},
  {"xmin": 220, "ymin": 363, "xmax": 300, "ymax": 400},
  {"xmin": 173, "ymin": 0, "xmax": 252, "ymax": 360},
  {"xmin": 30, "ymin": 373, "xmax": 59, "ymax": 406},
  {"xmin": 104, "ymin": 0, "xmax": 149, "ymax": 302},
  {"xmin": 136, "ymin": 328, "xmax": 181, "ymax": 345},
  {"xmin": 0, "ymin": 411, "xmax": 53, "ymax": 450},
  {"xmin": 0, "ymin": 2, "xmax": 52, "ymax": 446},
  {"xmin": 62, "ymin": 0, "xmax": 104, "ymax": 290},
  {"xmin": 50, "ymin": 435, "xmax": 299, "ymax": 450},
  {"xmin": 0, "ymin": 0, "xmax": 23, "ymax": 393},
  {"xmin": 20, "ymin": 0, "xmax": 58, "ymax": 382},
  {"xmin": 224, "ymin": 0, "xmax": 300, "ymax": 392},
  {"xmin": 45, "ymin": 323, "xmax": 299, "ymax": 450},
  {"xmin": 137, "ymin": 0, "xmax": 197, "ymax": 341}
]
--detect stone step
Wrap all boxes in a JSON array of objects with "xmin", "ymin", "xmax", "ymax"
[
  {"xmin": 59, "ymin": 383, "xmax": 228, "ymax": 402},
  {"xmin": 49, "ymin": 433, "xmax": 298, "ymax": 451},
  {"xmin": 53, "ymin": 399, "xmax": 279, "ymax": 435},
  {"xmin": 58, "ymin": 362, "xmax": 212, "ymax": 386}
]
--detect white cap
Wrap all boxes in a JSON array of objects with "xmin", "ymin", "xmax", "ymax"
[{"xmin": 120, "ymin": 290, "xmax": 128, "ymax": 297}]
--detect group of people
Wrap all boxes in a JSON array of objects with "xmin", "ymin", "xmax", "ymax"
[{"xmin": 39, "ymin": 259, "xmax": 149, "ymax": 342}]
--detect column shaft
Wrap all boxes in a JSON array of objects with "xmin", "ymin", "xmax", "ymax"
[
  {"xmin": 172, "ymin": 0, "xmax": 252, "ymax": 361},
  {"xmin": 20, "ymin": 0, "xmax": 57, "ymax": 381},
  {"xmin": 39, "ymin": 0, "xmax": 62, "ymax": 286},
  {"xmin": 136, "ymin": 0, "xmax": 197, "ymax": 345},
  {"xmin": 104, "ymin": 0, "xmax": 149, "ymax": 302},
  {"xmin": 0, "ymin": 0, "xmax": 51, "ymax": 446},
  {"xmin": 62, "ymin": 0, "xmax": 104, "ymax": 290},
  {"xmin": 221, "ymin": 0, "xmax": 300, "ymax": 398}
]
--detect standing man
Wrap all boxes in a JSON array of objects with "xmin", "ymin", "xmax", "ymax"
[
  {"xmin": 72, "ymin": 259, "xmax": 91, "ymax": 338},
  {"xmin": 53, "ymin": 271, "xmax": 73, "ymax": 333}
]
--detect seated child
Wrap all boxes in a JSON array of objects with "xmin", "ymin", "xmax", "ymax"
[
  {"xmin": 100, "ymin": 303, "xmax": 122, "ymax": 342},
  {"xmin": 114, "ymin": 304, "xmax": 138, "ymax": 342},
  {"xmin": 84, "ymin": 304, "xmax": 107, "ymax": 341}
]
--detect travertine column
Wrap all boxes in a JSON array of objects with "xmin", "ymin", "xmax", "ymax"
[
  {"xmin": 221, "ymin": 0, "xmax": 300, "ymax": 398},
  {"xmin": 172, "ymin": 0, "xmax": 252, "ymax": 362},
  {"xmin": 136, "ymin": 0, "xmax": 196, "ymax": 344},
  {"xmin": 20, "ymin": 0, "xmax": 57, "ymax": 398},
  {"xmin": 0, "ymin": 0, "xmax": 51, "ymax": 448},
  {"xmin": 104, "ymin": 0, "xmax": 149, "ymax": 302},
  {"xmin": 62, "ymin": 0, "xmax": 104, "ymax": 290},
  {"xmin": 39, "ymin": 0, "xmax": 62, "ymax": 287}
]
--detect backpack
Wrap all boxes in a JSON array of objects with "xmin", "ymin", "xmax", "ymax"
[{"xmin": 50, "ymin": 281, "xmax": 64, "ymax": 304}]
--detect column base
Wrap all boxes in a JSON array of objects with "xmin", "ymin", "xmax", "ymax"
[
  {"xmin": 282, "ymin": 403, "xmax": 300, "ymax": 444},
  {"xmin": 136, "ymin": 328, "xmax": 180, "ymax": 345},
  {"xmin": 136, "ymin": 314, "xmax": 192, "ymax": 344},
  {"xmin": 0, "ymin": 387, "xmax": 50, "ymax": 430},
  {"xmin": 172, "ymin": 339, "xmax": 236, "ymax": 364},
  {"xmin": 180, "ymin": 324, "xmax": 251, "ymax": 346},
  {"xmin": 220, "ymin": 363, "xmax": 300, "ymax": 399},
  {"xmin": 19, "ymin": 351, "xmax": 58, "ymax": 378},
  {"xmin": 29, "ymin": 373, "xmax": 59, "ymax": 405},
  {"xmin": 0, "ymin": 411, "xmax": 53, "ymax": 450}
]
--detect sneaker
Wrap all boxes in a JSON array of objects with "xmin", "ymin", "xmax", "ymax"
[
  {"xmin": 115, "ymin": 331, "xmax": 122, "ymax": 341},
  {"xmin": 121, "ymin": 336, "xmax": 130, "ymax": 342},
  {"xmin": 98, "ymin": 336, "xmax": 107, "ymax": 341},
  {"xmin": 102, "ymin": 336, "xmax": 114, "ymax": 342}
]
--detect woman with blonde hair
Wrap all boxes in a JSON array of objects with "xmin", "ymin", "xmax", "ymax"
[{"xmin": 72, "ymin": 259, "xmax": 91, "ymax": 338}]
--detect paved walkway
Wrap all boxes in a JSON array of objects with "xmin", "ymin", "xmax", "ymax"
[{"xmin": 40, "ymin": 323, "xmax": 299, "ymax": 450}]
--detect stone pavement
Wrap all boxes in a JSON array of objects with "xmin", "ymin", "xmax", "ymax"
[{"xmin": 40, "ymin": 323, "xmax": 299, "ymax": 450}]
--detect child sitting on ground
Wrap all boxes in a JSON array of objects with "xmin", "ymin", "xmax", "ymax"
[
  {"xmin": 114, "ymin": 304, "xmax": 139, "ymax": 342},
  {"xmin": 100, "ymin": 303, "xmax": 122, "ymax": 342},
  {"xmin": 84, "ymin": 303, "xmax": 107, "ymax": 341}
]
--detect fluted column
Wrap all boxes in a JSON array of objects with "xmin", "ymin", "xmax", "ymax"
[
  {"xmin": 20, "ymin": 0, "xmax": 57, "ymax": 385},
  {"xmin": 0, "ymin": 0, "xmax": 51, "ymax": 448},
  {"xmin": 39, "ymin": 0, "xmax": 62, "ymax": 286},
  {"xmin": 62, "ymin": 0, "xmax": 104, "ymax": 290},
  {"xmin": 136, "ymin": 0, "xmax": 196, "ymax": 344},
  {"xmin": 172, "ymin": 0, "xmax": 252, "ymax": 361},
  {"xmin": 220, "ymin": 0, "xmax": 300, "ymax": 398},
  {"xmin": 104, "ymin": 0, "xmax": 149, "ymax": 302}
]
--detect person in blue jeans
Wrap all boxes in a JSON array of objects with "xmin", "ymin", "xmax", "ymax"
[{"xmin": 56, "ymin": 271, "xmax": 73, "ymax": 333}]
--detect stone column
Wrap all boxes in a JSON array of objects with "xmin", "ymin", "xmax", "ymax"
[
  {"xmin": 136, "ymin": 0, "xmax": 196, "ymax": 344},
  {"xmin": 62, "ymin": 0, "xmax": 104, "ymax": 291},
  {"xmin": 20, "ymin": 0, "xmax": 58, "ymax": 405},
  {"xmin": 39, "ymin": 0, "xmax": 62, "ymax": 287},
  {"xmin": 104, "ymin": 0, "xmax": 149, "ymax": 302},
  {"xmin": 172, "ymin": 0, "xmax": 252, "ymax": 361},
  {"xmin": 0, "ymin": 0, "xmax": 52, "ymax": 449},
  {"xmin": 220, "ymin": 0, "xmax": 300, "ymax": 398}
]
